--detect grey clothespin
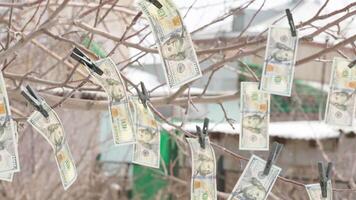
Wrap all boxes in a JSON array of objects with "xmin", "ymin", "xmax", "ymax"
[
  {"xmin": 348, "ymin": 59, "xmax": 356, "ymax": 68},
  {"xmin": 133, "ymin": 82, "xmax": 149, "ymax": 108},
  {"xmin": 263, "ymin": 142, "xmax": 283, "ymax": 175},
  {"xmin": 21, "ymin": 85, "xmax": 49, "ymax": 118},
  {"xmin": 148, "ymin": 0, "xmax": 162, "ymax": 9},
  {"xmin": 318, "ymin": 162, "xmax": 332, "ymax": 198},
  {"xmin": 70, "ymin": 47, "xmax": 104, "ymax": 75},
  {"xmin": 196, "ymin": 118, "xmax": 209, "ymax": 149},
  {"xmin": 286, "ymin": 9, "xmax": 297, "ymax": 37}
]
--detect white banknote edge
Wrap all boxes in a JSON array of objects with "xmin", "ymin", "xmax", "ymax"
[
  {"xmin": 239, "ymin": 82, "xmax": 270, "ymax": 151},
  {"xmin": 324, "ymin": 57, "xmax": 355, "ymax": 127},
  {"xmin": 187, "ymin": 137, "xmax": 217, "ymax": 200},
  {"xmin": 228, "ymin": 155, "xmax": 281, "ymax": 200},
  {"xmin": 259, "ymin": 25, "xmax": 299, "ymax": 97},
  {"xmin": 0, "ymin": 173, "xmax": 14, "ymax": 182}
]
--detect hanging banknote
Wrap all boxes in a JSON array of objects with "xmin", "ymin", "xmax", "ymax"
[
  {"xmin": 187, "ymin": 137, "xmax": 217, "ymax": 200},
  {"xmin": 131, "ymin": 98, "xmax": 160, "ymax": 168},
  {"xmin": 28, "ymin": 102, "xmax": 66, "ymax": 151},
  {"xmin": 88, "ymin": 57, "xmax": 135, "ymax": 145},
  {"xmin": 325, "ymin": 57, "xmax": 356, "ymax": 126},
  {"xmin": 240, "ymin": 82, "xmax": 270, "ymax": 151},
  {"xmin": 305, "ymin": 181, "xmax": 333, "ymax": 200},
  {"xmin": 260, "ymin": 26, "xmax": 298, "ymax": 96},
  {"xmin": 28, "ymin": 102, "xmax": 77, "ymax": 190},
  {"xmin": 0, "ymin": 73, "xmax": 20, "ymax": 173},
  {"xmin": 0, "ymin": 123, "xmax": 18, "ymax": 182},
  {"xmin": 228, "ymin": 155, "xmax": 281, "ymax": 200},
  {"xmin": 55, "ymin": 142, "xmax": 78, "ymax": 190},
  {"xmin": 138, "ymin": 0, "xmax": 202, "ymax": 88}
]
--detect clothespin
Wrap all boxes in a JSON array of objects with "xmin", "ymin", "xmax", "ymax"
[
  {"xmin": 318, "ymin": 162, "xmax": 332, "ymax": 198},
  {"xmin": 21, "ymin": 85, "xmax": 49, "ymax": 118},
  {"xmin": 285, "ymin": 9, "xmax": 297, "ymax": 37},
  {"xmin": 263, "ymin": 142, "xmax": 283, "ymax": 175},
  {"xmin": 70, "ymin": 47, "xmax": 104, "ymax": 76},
  {"xmin": 134, "ymin": 82, "xmax": 149, "ymax": 108},
  {"xmin": 348, "ymin": 59, "xmax": 356, "ymax": 68},
  {"xmin": 196, "ymin": 118, "xmax": 209, "ymax": 149},
  {"xmin": 147, "ymin": 0, "xmax": 162, "ymax": 9}
]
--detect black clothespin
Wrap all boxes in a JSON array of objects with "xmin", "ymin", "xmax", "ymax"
[
  {"xmin": 285, "ymin": 9, "xmax": 297, "ymax": 37},
  {"xmin": 196, "ymin": 118, "xmax": 209, "ymax": 149},
  {"xmin": 70, "ymin": 47, "xmax": 104, "ymax": 75},
  {"xmin": 134, "ymin": 82, "xmax": 149, "ymax": 108},
  {"xmin": 21, "ymin": 85, "xmax": 49, "ymax": 118},
  {"xmin": 148, "ymin": 0, "xmax": 162, "ymax": 9},
  {"xmin": 348, "ymin": 59, "xmax": 356, "ymax": 68},
  {"xmin": 318, "ymin": 162, "xmax": 332, "ymax": 198},
  {"xmin": 263, "ymin": 142, "xmax": 283, "ymax": 175}
]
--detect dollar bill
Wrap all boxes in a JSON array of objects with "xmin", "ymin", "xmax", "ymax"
[
  {"xmin": 28, "ymin": 102, "xmax": 65, "ymax": 151},
  {"xmin": 91, "ymin": 57, "xmax": 127, "ymax": 101},
  {"xmin": 55, "ymin": 142, "xmax": 78, "ymax": 190},
  {"xmin": 0, "ymin": 73, "xmax": 20, "ymax": 173},
  {"xmin": 131, "ymin": 98, "xmax": 160, "ymax": 168},
  {"xmin": 28, "ymin": 102, "xmax": 77, "ymax": 189},
  {"xmin": 240, "ymin": 82, "xmax": 270, "ymax": 151},
  {"xmin": 228, "ymin": 155, "xmax": 281, "ymax": 200},
  {"xmin": 305, "ymin": 181, "xmax": 333, "ymax": 200},
  {"xmin": 187, "ymin": 137, "xmax": 217, "ymax": 200},
  {"xmin": 0, "ymin": 123, "xmax": 18, "ymax": 182},
  {"xmin": 89, "ymin": 57, "xmax": 135, "ymax": 145},
  {"xmin": 110, "ymin": 100, "xmax": 136, "ymax": 145},
  {"xmin": 138, "ymin": 0, "xmax": 202, "ymax": 88},
  {"xmin": 325, "ymin": 57, "xmax": 356, "ymax": 126},
  {"xmin": 260, "ymin": 26, "xmax": 298, "ymax": 96}
]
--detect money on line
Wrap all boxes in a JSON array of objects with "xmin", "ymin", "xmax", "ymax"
[
  {"xmin": 138, "ymin": 0, "xmax": 202, "ymax": 88},
  {"xmin": 325, "ymin": 57, "xmax": 356, "ymax": 127},
  {"xmin": 228, "ymin": 155, "xmax": 281, "ymax": 200},
  {"xmin": 240, "ymin": 82, "xmax": 270, "ymax": 151},
  {"xmin": 187, "ymin": 137, "xmax": 217, "ymax": 200},
  {"xmin": 260, "ymin": 26, "xmax": 298, "ymax": 96}
]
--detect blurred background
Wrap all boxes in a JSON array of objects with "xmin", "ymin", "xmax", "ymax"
[{"xmin": 0, "ymin": 0, "xmax": 355, "ymax": 199}]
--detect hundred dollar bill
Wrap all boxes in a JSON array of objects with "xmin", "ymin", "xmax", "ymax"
[
  {"xmin": 228, "ymin": 155, "xmax": 281, "ymax": 200},
  {"xmin": 187, "ymin": 137, "xmax": 217, "ymax": 200},
  {"xmin": 325, "ymin": 57, "xmax": 356, "ymax": 126},
  {"xmin": 89, "ymin": 57, "xmax": 135, "ymax": 145},
  {"xmin": 0, "ymin": 73, "xmax": 20, "ymax": 173},
  {"xmin": 28, "ymin": 102, "xmax": 65, "ymax": 150},
  {"xmin": 131, "ymin": 98, "xmax": 160, "ymax": 168},
  {"xmin": 138, "ymin": 0, "xmax": 202, "ymax": 88},
  {"xmin": 55, "ymin": 142, "xmax": 77, "ymax": 190},
  {"xmin": 305, "ymin": 181, "xmax": 332, "ymax": 200},
  {"xmin": 240, "ymin": 82, "xmax": 269, "ymax": 151},
  {"xmin": 91, "ymin": 57, "xmax": 127, "ymax": 101},
  {"xmin": 260, "ymin": 26, "xmax": 298, "ymax": 96},
  {"xmin": 0, "ymin": 123, "xmax": 18, "ymax": 182},
  {"xmin": 28, "ymin": 102, "xmax": 77, "ymax": 190},
  {"xmin": 110, "ymin": 100, "xmax": 136, "ymax": 145}
]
